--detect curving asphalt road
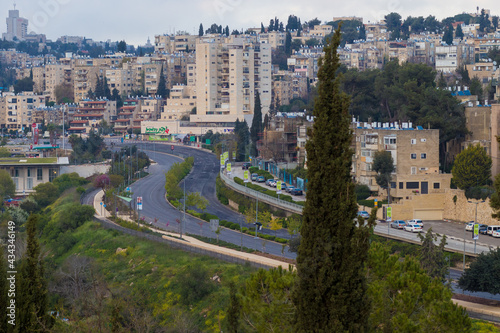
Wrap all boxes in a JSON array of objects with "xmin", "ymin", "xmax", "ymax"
[{"xmin": 111, "ymin": 140, "xmax": 296, "ymax": 259}]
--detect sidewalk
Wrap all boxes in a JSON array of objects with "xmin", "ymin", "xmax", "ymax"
[
  {"xmin": 93, "ymin": 190, "xmax": 292, "ymax": 269},
  {"xmin": 452, "ymin": 299, "xmax": 500, "ymax": 319}
]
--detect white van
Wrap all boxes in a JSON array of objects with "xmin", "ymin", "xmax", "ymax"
[{"xmin": 487, "ymin": 225, "xmax": 500, "ymax": 236}]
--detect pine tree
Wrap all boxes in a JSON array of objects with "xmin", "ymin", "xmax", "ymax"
[
  {"xmin": 225, "ymin": 26, "xmax": 230, "ymax": 37},
  {"xmin": 261, "ymin": 23, "xmax": 265, "ymax": 33},
  {"xmin": 103, "ymin": 77, "xmax": 111, "ymax": 99},
  {"xmin": 442, "ymin": 24, "xmax": 454, "ymax": 45},
  {"xmin": 293, "ymin": 26, "xmax": 372, "ymax": 332},
  {"xmin": 156, "ymin": 65, "xmax": 168, "ymax": 99},
  {"xmin": 16, "ymin": 215, "xmax": 51, "ymax": 331},
  {"xmin": 455, "ymin": 24, "xmax": 464, "ymax": 39},
  {"xmin": 225, "ymin": 281, "xmax": 240, "ymax": 333},
  {"xmin": 285, "ymin": 32, "xmax": 292, "ymax": 56},
  {"xmin": 235, "ymin": 119, "xmax": 249, "ymax": 162},
  {"xmin": 199, "ymin": 23, "xmax": 204, "ymax": 37},
  {"xmin": 94, "ymin": 74, "xmax": 104, "ymax": 98},
  {"xmin": 250, "ymin": 91, "xmax": 262, "ymax": 158}
]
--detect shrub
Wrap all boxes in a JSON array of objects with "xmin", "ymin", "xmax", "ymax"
[{"xmin": 355, "ymin": 184, "xmax": 371, "ymax": 200}]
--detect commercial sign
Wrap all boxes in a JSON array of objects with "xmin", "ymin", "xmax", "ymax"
[
  {"xmin": 232, "ymin": 151, "xmax": 236, "ymax": 159},
  {"xmin": 386, "ymin": 207, "xmax": 392, "ymax": 222},
  {"xmin": 137, "ymin": 197, "xmax": 143, "ymax": 210},
  {"xmin": 244, "ymin": 170, "xmax": 249, "ymax": 182},
  {"xmin": 473, "ymin": 224, "xmax": 479, "ymax": 240},
  {"xmin": 227, "ymin": 163, "xmax": 231, "ymax": 173},
  {"xmin": 145, "ymin": 126, "xmax": 170, "ymax": 134},
  {"xmin": 210, "ymin": 219, "xmax": 219, "ymax": 232},
  {"xmin": 220, "ymin": 154, "xmax": 225, "ymax": 168},
  {"xmin": 277, "ymin": 181, "xmax": 282, "ymax": 194}
]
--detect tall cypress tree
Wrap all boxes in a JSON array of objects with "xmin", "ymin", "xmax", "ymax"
[
  {"xmin": 199, "ymin": 23, "xmax": 204, "ymax": 37},
  {"xmin": 156, "ymin": 65, "xmax": 168, "ymax": 99},
  {"xmin": 16, "ymin": 214, "xmax": 51, "ymax": 331},
  {"xmin": 250, "ymin": 91, "xmax": 262, "ymax": 158},
  {"xmin": 293, "ymin": 26, "xmax": 372, "ymax": 332}
]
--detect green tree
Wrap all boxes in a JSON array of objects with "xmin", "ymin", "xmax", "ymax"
[
  {"xmin": 225, "ymin": 281, "xmax": 240, "ymax": 333},
  {"xmin": 470, "ymin": 77, "xmax": 484, "ymax": 101},
  {"xmin": 250, "ymin": 91, "xmax": 262, "ymax": 158},
  {"xmin": 117, "ymin": 40, "xmax": 127, "ymax": 52},
  {"xmin": 186, "ymin": 192, "xmax": 208, "ymax": 211},
  {"xmin": 54, "ymin": 83, "xmax": 74, "ymax": 103},
  {"xmin": 385, "ymin": 12, "xmax": 402, "ymax": 39},
  {"xmin": 33, "ymin": 182, "xmax": 59, "ymax": 207},
  {"xmin": 490, "ymin": 170, "xmax": 500, "ymax": 219},
  {"xmin": 442, "ymin": 24, "xmax": 454, "ymax": 45},
  {"xmin": 368, "ymin": 242, "xmax": 471, "ymax": 331},
  {"xmin": 455, "ymin": 24, "xmax": 464, "ymax": 39},
  {"xmin": 240, "ymin": 267, "xmax": 295, "ymax": 332},
  {"xmin": 373, "ymin": 150, "xmax": 395, "ymax": 203},
  {"xmin": 16, "ymin": 215, "xmax": 51, "ymax": 331},
  {"xmin": 13, "ymin": 76, "xmax": 34, "ymax": 94},
  {"xmin": 234, "ymin": 119, "xmax": 250, "ymax": 162},
  {"xmin": 438, "ymin": 72, "xmax": 447, "ymax": 88},
  {"xmin": 459, "ymin": 247, "xmax": 500, "ymax": 295},
  {"xmin": 0, "ymin": 169, "xmax": 15, "ymax": 200},
  {"xmin": 418, "ymin": 228, "xmax": 448, "ymax": 281},
  {"xmin": 452, "ymin": 144, "xmax": 492, "ymax": 190},
  {"xmin": 156, "ymin": 65, "xmax": 168, "ymax": 99},
  {"xmin": 0, "ymin": 147, "xmax": 10, "ymax": 157},
  {"xmin": 293, "ymin": 27, "xmax": 373, "ymax": 332},
  {"xmin": 285, "ymin": 31, "xmax": 292, "ymax": 56},
  {"xmin": 199, "ymin": 23, "xmax": 204, "ymax": 37}
]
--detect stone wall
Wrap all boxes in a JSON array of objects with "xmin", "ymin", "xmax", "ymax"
[
  {"xmin": 443, "ymin": 189, "xmax": 498, "ymax": 225},
  {"xmin": 228, "ymin": 199, "xmax": 239, "ymax": 211}
]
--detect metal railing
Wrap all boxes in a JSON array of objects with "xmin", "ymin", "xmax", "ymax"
[{"xmin": 220, "ymin": 172, "xmax": 304, "ymax": 214}]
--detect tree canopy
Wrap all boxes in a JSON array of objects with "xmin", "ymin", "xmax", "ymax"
[
  {"xmin": 451, "ymin": 144, "xmax": 492, "ymax": 190},
  {"xmin": 0, "ymin": 169, "xmax": 15, "ymax": 199},
  {"xmin": 459, "ymin": 247, "xmax": 500, "ymax": 295}
]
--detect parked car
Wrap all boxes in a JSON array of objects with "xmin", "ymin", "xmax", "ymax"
[
  {"xmin": 390, "ymin": 220, "xmax": 406, "ymax": 229},
  {"xmin": 242, "ymin": 162, "xmax": 251, "ymax": 170},
  {"xmin": 265, "ymin": 179, "xmax": 273, "ymax": 186},
  {"xmin": 357, "ymin": 211, "xmax": 370, "ymax": 219},
  {"xmin": 492, "ymin": 230, "xmax": 500, "ymax": 238},
  {"xmin": 251, "ymin": 173, "xmax": 258, "ymax": 181},
  {"xmin": 269, "ymin": 180, "xmax": 277, "ymax": 187},
  {"xmin": 404, "ymin": 223, "xmax": 423, "ymax": 233},
  {"xmin": 487, "ymin": 225, "xmax": 500, "ymax": 236},
  {"xmin": 465, "ymin": 222, "xmax": 475, "ymax": 231},
  {"xmin": 407, "ymin": 219, "xmax": 423, "ymax": 226},
  {"xmin": 291, "ymin": 188, "xmax": 303, "ymax": 196},
  {"xmin": 479, "ymin": 224, "xmax": 488, "ymax": 234},
  {"xmin": 286, "ymin": 186, "xmax": 295, "ymax": 193},
  {"xmin": 257, "ymin": 176, "xmax": 266, "ymax": 183}
]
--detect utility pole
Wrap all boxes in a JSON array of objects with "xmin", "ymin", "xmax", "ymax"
[{"xmin": 254, "ymin": 195, "xmax": 259, "ymax": 239}]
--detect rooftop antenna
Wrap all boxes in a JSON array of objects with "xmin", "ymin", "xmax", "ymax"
[{"xmin": 13, "ymin": 1, "xmax": 16, "ymax": 10}]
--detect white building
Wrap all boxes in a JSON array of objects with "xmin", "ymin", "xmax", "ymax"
[{"xmin": 2, "ymin": 8, "xmax": 28, "ymax": 42}]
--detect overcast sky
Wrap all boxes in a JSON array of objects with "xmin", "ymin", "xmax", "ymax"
[{"xmin": 3, "ymin": 0, "xmax": 498, "ymax": 46}]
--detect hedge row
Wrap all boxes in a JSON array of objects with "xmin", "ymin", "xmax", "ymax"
[
  {"xmin": 234, "ymin": 177, "xmax": 304, "ymax": 206},
  {"xmin": 248, "ymin": 167, "xmax": 274, "ymax": 180},
  {"xmin": 358, "ymin": 199, "xmax": 388, "ymax": 208}
]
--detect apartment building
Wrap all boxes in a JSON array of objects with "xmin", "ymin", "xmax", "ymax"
[
  {"xmin": 435, "ymin": 44, "xmax": 474, "ymax": 73},
  {"xmin": 309, "ymin": 25, "xmax": 333, "ymax": 39},
  {"xmin": 193, "ymin": 40, "xmax": 272, "ymax": 123},
  {"xmin": 67, "ymin": 100, "xmax": 117, "ymax": 134},
  {"xmin": 473, "ymin": 38, "xmax": 500, "ymax": 61},
  {"xmin": 258, "ymin": 32, "xmax": 286, "ymax": 49},
  {"xmin": 364, "ymin": 23, "xmax": 388, "ymax": 41},
  {"xmin": 272, "ymin": 72, "xmax": 308, "ymax": 109},
  {"xmin": 161, "ymin": 85, "xmax": 196, "ymax": 120},
  {"xmin": 112, "ymin": 99, "xmax": 140, "ymax": 133},
  {"xmin": 0, "ymin": 93, "xmax": 46, "ymax": 131},
  {"xmin": 466, "ymin": 62, "xmax": 499, "ymax": 87},
  {"xmin": 352, "ymin": 122, "xmax": 451, "ymax": 201},
  {"xmin": 105, "ymin": 68, "xmax": 135, "ymax": 96}
]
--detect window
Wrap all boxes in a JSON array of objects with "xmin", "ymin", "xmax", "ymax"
[
  {"xmin": 37, "ymin": 168, "xmax": 43, "ymax": 180},
  {"xmin": 406, "ymin": 182, "xmax": 419, "ymax": 189},
  {"xmin": 411, "ymin": 167, "xmax": 417, "ymax": 175},
  {"xmin": 27, "ymin": 178, "xmax": 33, "ymax": 190},
  {"xmin": 421, "ymin": 153, "xmax": 427, "ymax": 159},
  {"xmin": 390, "ymin": 182, "xmax": 396, "ymax": 189},
  {"xmin": 411, "ymin": 153, "xmax": 417, "ymax": 159},
  {"xmin": 399, "ymin": 182, "xmax": 403, "ymax": 189},
  {"xmin": 421, "ymin": 138, "xmax": 426, "ymax": 142},
  {"xmin": 433, "ymin": 183, "xmax": 440, "ymax": 189},
  {"xmin": 384, "ymin": 137, "xmax": 397, "ymax": 145},
  {"xmin": 411, "ymin": 139, "xmax": 416, "ymax": 144},
  {"xmin": 27, "ymin": 168, "xmax": 31, "ymax": 177}
]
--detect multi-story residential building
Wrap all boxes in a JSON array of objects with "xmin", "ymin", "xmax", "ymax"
[
  {"xmin": 364, "ymin": 23, "xmax": 388, "ymax": 41},
  {"xmin": 105, "ymin": 68, "xmax": 135, "ymax": 96},
  {"xmin": 0, "ymin": 93, "xmax": 46, "ymax": 131},
  {"xmin": 351, "ymin": 122, "xmax": 452, "ymax": 202},
  {"xmin": 473, "ymin": 38, "xmax": 500, "ymax": 61},
  {"xmin": 193, "ymin": 39, "xmax": 272, "ymax": 123},
  {"xmin": 45, "ymin": 64, "xmax": 73, "ymax": 101},
  {"xmin": 258, "ymin": 32, "xmax": 286, "ymax": 49},
  {"xmin": 287, "ymin": 56, "xmax": 315, "ymax": 81},
  {"xmin": 309, "ymin": 25, "xmax": 333, "ymax": 39},
  {"xmin": 2, "ymin": 8, "xmax": 28, "ymax": 41},
  {"xmin": 67, "ymin": 100, "xmax": 117, "ymax": 134},
  {"xmin": 73, "ymin": 65, "xmax": 103, "ymax": 103},
  {"xmin": 466, "ymin": 62, "xmax": 500, "ymax": 88},
  {"xmin": 435, "ymin": 44, "xmax": 474, "ymax": 73},
  {"xmin": 272, "ymin": 71, "xmax": 308, "ymax": 109},
  {"xmin": 112, "ymin": 99, "xmax": 139, "ymax": 133},
  {"xmin": 161, "ymin": 85, "xmax": 196, "ymax": 120}
]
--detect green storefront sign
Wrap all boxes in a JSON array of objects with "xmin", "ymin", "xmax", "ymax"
[{"xmin": 145, "ymin": 126, "xmax": 169, "ymax": 134}]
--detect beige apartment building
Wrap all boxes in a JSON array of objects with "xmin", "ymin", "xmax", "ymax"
[
  {"xmin": 68, "ymin": 100, "xmax": 117, "ymax": 134},
  {"xmin": 272, "ymin": 72, "xmax": 308, "ymax": 109},
  {"xmin": 161, "ymin": 85, "xmax": 196, "ymax": 120},
  {"xmin": 352, "ymin": 123, "xmax": 451, "ymax": 201},
  {"xmin": 258, "ymin": 32, "xmax": 286, "ymax": 49},
  {"xmin": 105, "ymin": 68, "xmax": 135, "ymax": 96},
  {"xmin": 193, "ymin": 40, "xmax": 272, "ymax": 123},
  {"xmin": 0, "ymin": 93, "xmax": 47, "ymax": 131}
]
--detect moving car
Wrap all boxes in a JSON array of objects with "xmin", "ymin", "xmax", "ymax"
[
  {"xmin": 265, "ymin": 179, "xmax": 273, "ymax": 186},
  {"xmin": 286, "ymin": 186, "xmax": 295, "ymax": 193},
  {"xmin": 390, "ymin": 220, "xmax": 406, "ymax": 229},
  {"xmin": 357, "ymin": 211, "xmax": 370, "ymax": 219},
  {"xmin": 257, "ymin": 176, "xmax": 266, "ymax": 183},
  {"xmin": 251, "ymin": 173, "xmax": 258, "ymax": 181},
  {"xmin": 407, "ymin": 219, "xmax": 423, "ymax": 226},
  {"xmin": 404, "ymin": 223, "xmax": 423, "ymax": 233},
  {"xmin": 291, "ymin": 188, "xmax": 303, "ymax": 196},
  {"xmin": 242, "ymin": 162, "xmax": 251, "ymax": 170}
]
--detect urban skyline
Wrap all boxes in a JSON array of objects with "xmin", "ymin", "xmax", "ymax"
[{"xmin": 2, "ymin": 0, "xmax": 498, "ymax": 46}]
